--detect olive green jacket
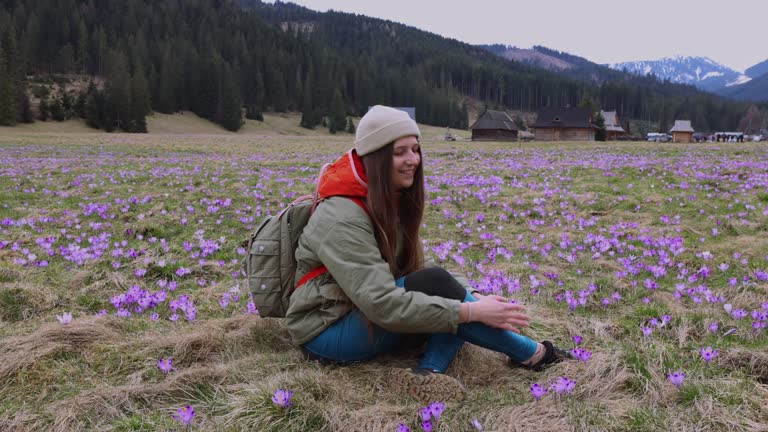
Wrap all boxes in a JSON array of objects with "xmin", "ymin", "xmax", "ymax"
[{"xmin": 285, "ymin": 197, "xmax": 466, "ymax": 345}]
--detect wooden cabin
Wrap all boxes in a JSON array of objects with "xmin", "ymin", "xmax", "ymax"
[
  {"xmin": 470, "ymin": 109, "xmax": 519, "ymax": 141},
  {"xmin": 532, "ymin": 107, "xmax": 596, "ymax": 141},
  {"xmin": 601, "ymin": 110, "xmax": 627, "ymax": 140},
  {"xmin": 669, "ymin": 120, "xmax": 694, "ymax": 143}
]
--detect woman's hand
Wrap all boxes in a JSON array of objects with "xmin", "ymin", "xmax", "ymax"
[{"xmin": 464, "ymin": 295, "xmax": 530, "ymax": 333}]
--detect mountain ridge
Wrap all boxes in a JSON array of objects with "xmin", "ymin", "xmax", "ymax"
[{"xmin": 607, "ymin": 56, "xmax": 750, "ymax": 92}]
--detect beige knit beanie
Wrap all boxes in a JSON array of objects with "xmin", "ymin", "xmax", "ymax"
[{"xmin": 354, "ymin": 105, "xmax": 421, "ymax": 156}]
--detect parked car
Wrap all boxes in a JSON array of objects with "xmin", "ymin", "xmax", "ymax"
[
  {"xmin": 647, "ymin": 133, "xmax": 671, "ymax": 142},
  {"xmin": 693, "ymin": 133, "xmax": 707, "ymax": 143}
]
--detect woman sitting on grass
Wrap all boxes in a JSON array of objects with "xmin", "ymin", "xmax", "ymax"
[{"xmin": 285, "ymin": 105, "xmax": 572, "ymax": 401}]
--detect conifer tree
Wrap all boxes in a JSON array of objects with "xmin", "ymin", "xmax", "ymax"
[
  {"xmin": 17, "ymin": 86, "xmax": 33, "ymax": 123},
  {"xmin": 0, "ymin": 29, "xmax": 19, "ymax": 125},
  {"xmin": 195, "ymin": 56, "xmax": 220, "ymax": 121},
  {"xmin": 594, "ymin": 112, "xmax": 606, "ymax": 141},
  {"xmin": 269, "ymin": 70, "xmax": 288, "ymax": 112},
  {"xmin": 84, "ymin": 86, "xmax": 105, "ymax": 129},
  {"xmin": 105, "ymin": 51, "xmax": 132, "ymax": 131},
  {"xmin": 50, "ymin": 97, "xmax": 65, "ymax": 121},
  {"xmin": 130, "ymin": 67, "xmax": 151, "ymax": 132},
  {"xmin": 300, "ymin": 72, "xmax": 315, "ymax": 129},
  {"xmin": 513, "ymin": 114, "xmax": 526, "ymax": 131},
  {"xmin": 329, "ymin": 88, "xmax": 346, "ymax": 133},
  {"xmin": 38, "ymin": 96, "xmax": 49, "ymax": 121},
  {"xmin": 155, "ymin": 57, "xmax": 176, "ymax": 114},
  {"xmin": 61, "ymin": 88, "xmax": 74, "ymax": 119},
  {"xmin": 254, "ymin": 71, "xmax": 265, "ymax": 113},
  {"xmin": 74, "ymin": 90, "xmax": 87, "ymax": 119},
  {"xmin": 460, "ymin": 102, "xmax": 469, "ymax": 129},
  {"xmin": 218, "ymin": 65, "xmax": 243, "ymax": 131},
  {"xmin": 346, "ymin": 117, "xmax": 355, "ymax": 133}
]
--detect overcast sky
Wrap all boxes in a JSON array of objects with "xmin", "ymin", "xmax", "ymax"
[{"xmin": 268, "ymin": 0, "xmax": 767, "ymax": 72}]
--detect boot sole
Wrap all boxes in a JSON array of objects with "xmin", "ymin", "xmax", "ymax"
[{"xmin": 388, "ymin": 368, "xmax": 466, "ymax": 402}]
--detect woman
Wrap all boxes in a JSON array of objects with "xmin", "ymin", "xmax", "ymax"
[{"xmin": 285, "ymin": 105, "xmax": 572, "ymax": 401}]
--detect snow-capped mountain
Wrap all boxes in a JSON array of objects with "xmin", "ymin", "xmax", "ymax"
[{"xmin": 607, "ymin": 56, "xmax": 750, "ymax": 92}]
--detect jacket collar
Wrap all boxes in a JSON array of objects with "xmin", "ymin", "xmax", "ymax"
[{"xmin": 317, "ymin": 149, "xmax": 368, "ymax": 200}]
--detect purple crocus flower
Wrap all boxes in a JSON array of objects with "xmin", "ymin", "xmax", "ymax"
[
  {"xmin": 551, "ymin": 376, "xmax": 576, "ymax": 395},
  {"xmin": 641, "ymin": 326, "xmax": 654, "ymax": 337},
  {"xmin": 530, "ymin": 383, "xmax": 546, "ymax": 400},
  {"xmin": 428, "ymin": 402, "xmax": 445, "ymax": 422},
  {"xmin": 421, "ymin": 420, "xmax": 433, "ymax": 432},
  {"xmin": 158, "ymin": 358, "xmax": 174, "ymax": 375},
  {"xmin": 172, "ymin": 405, "xmax": 195, "ymax": 427},
  {"xmin": 472, "ymin": 418, "xmax": 483, "ymax": 430},
  {"xmin": 419, "ymin": 406, "xmax": 431, "ymax": 422},
  {"xmin": 700, "ymin": 347, "xmax": 719, "ymax": 363},
  {"xmin": 571, "ymin": 347, "xmax": 593, "ymax": 363},
  {"xmin": 272, "ymin": 388, "xmax": 293, "ymax": 407},
  {"xmin": 56, "ymin": 312, "xmax": 73, "ymax": 324},
  {"xmin": 668, "ymin": 371, "xmax": 686, "ymax": 388},
  {"xmin": 397, "ymin": 423, "xmax": 411, "ymax": 432},
  {"xmin": 573, "ymin": 335, "xmax": 583, "ymax": 345}
]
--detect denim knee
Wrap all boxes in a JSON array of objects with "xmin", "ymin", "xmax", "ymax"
[{"xmin": 403, "ymin": 267, "xmax": 467, "ymax": 300}]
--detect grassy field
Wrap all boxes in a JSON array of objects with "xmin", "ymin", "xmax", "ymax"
[
  {"xmin": 0, "ymin": 111, "xmax": 465, "ymax": 141},
  {"xmin": 0, "ymin": 130, "xmax": 767, "ymax": 431}
]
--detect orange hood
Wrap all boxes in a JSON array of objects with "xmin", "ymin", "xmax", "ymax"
[{"xmin": 316, "ymin": 149, "xmax": 368, "ymax": 200}]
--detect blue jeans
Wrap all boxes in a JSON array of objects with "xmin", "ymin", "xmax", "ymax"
[{"xmin": 303, "ymin": 277, "xmax": 538, "ymax": 372}]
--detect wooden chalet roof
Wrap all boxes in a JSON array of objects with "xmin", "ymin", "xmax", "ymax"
[
  {"xmin": 533, "ymin": 107, "xmax": 594, "ymax": 129},
  {"xmin": 600, "ymin": 110, "xmax": 625, "ymax": 133},
  {"xmin": 469, "ymin": 110, "xmax": 519, "ymax": 131},
  {"xmin": 669, "ymin": 120, "xmax": 694, "ymax": 133}
]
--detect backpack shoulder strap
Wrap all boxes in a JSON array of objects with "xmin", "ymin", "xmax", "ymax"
[{"xmin": 295, "ymin": 158, "xmax": 370, "ymax": 290}]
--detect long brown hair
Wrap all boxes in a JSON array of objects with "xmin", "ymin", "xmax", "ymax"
[{"xmin": 361, "ymin": 141, "xmax": 425, "ymax": 278}]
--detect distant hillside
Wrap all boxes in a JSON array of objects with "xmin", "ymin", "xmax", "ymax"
[
  {"xmin": 479, "ymin": 45, "xmax": 573, "ymax": 71},
  {"xmin": 719, "ymin": 72, "xmax": 768, "ymax": 102},
  {"xmin": 479, "ymin": 44, "xmax": 636, "ymax": 84}
]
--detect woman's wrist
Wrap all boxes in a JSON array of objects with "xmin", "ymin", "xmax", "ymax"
[{"xmin": 459, "ymin": 302, "xmax": 473, "ymax": 323}]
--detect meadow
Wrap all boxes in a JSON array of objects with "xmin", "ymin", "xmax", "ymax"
[{"xmin": 1, "ymin": 130, "xmax": 767, "ymax": 431}]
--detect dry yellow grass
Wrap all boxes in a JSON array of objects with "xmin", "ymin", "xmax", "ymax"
[{"xmin": 1, "ymin": 110, "xmax": 469, "ymax": 141}]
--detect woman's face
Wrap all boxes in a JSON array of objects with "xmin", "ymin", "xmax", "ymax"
[{"xmin": 391, "ymin": 135, "xmax": 421, "ymax": 190}]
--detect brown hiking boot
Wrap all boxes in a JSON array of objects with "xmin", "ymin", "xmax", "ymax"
[{"xmin": 388, "ymin": 367, "xmax": 466, "ymax": 402}]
